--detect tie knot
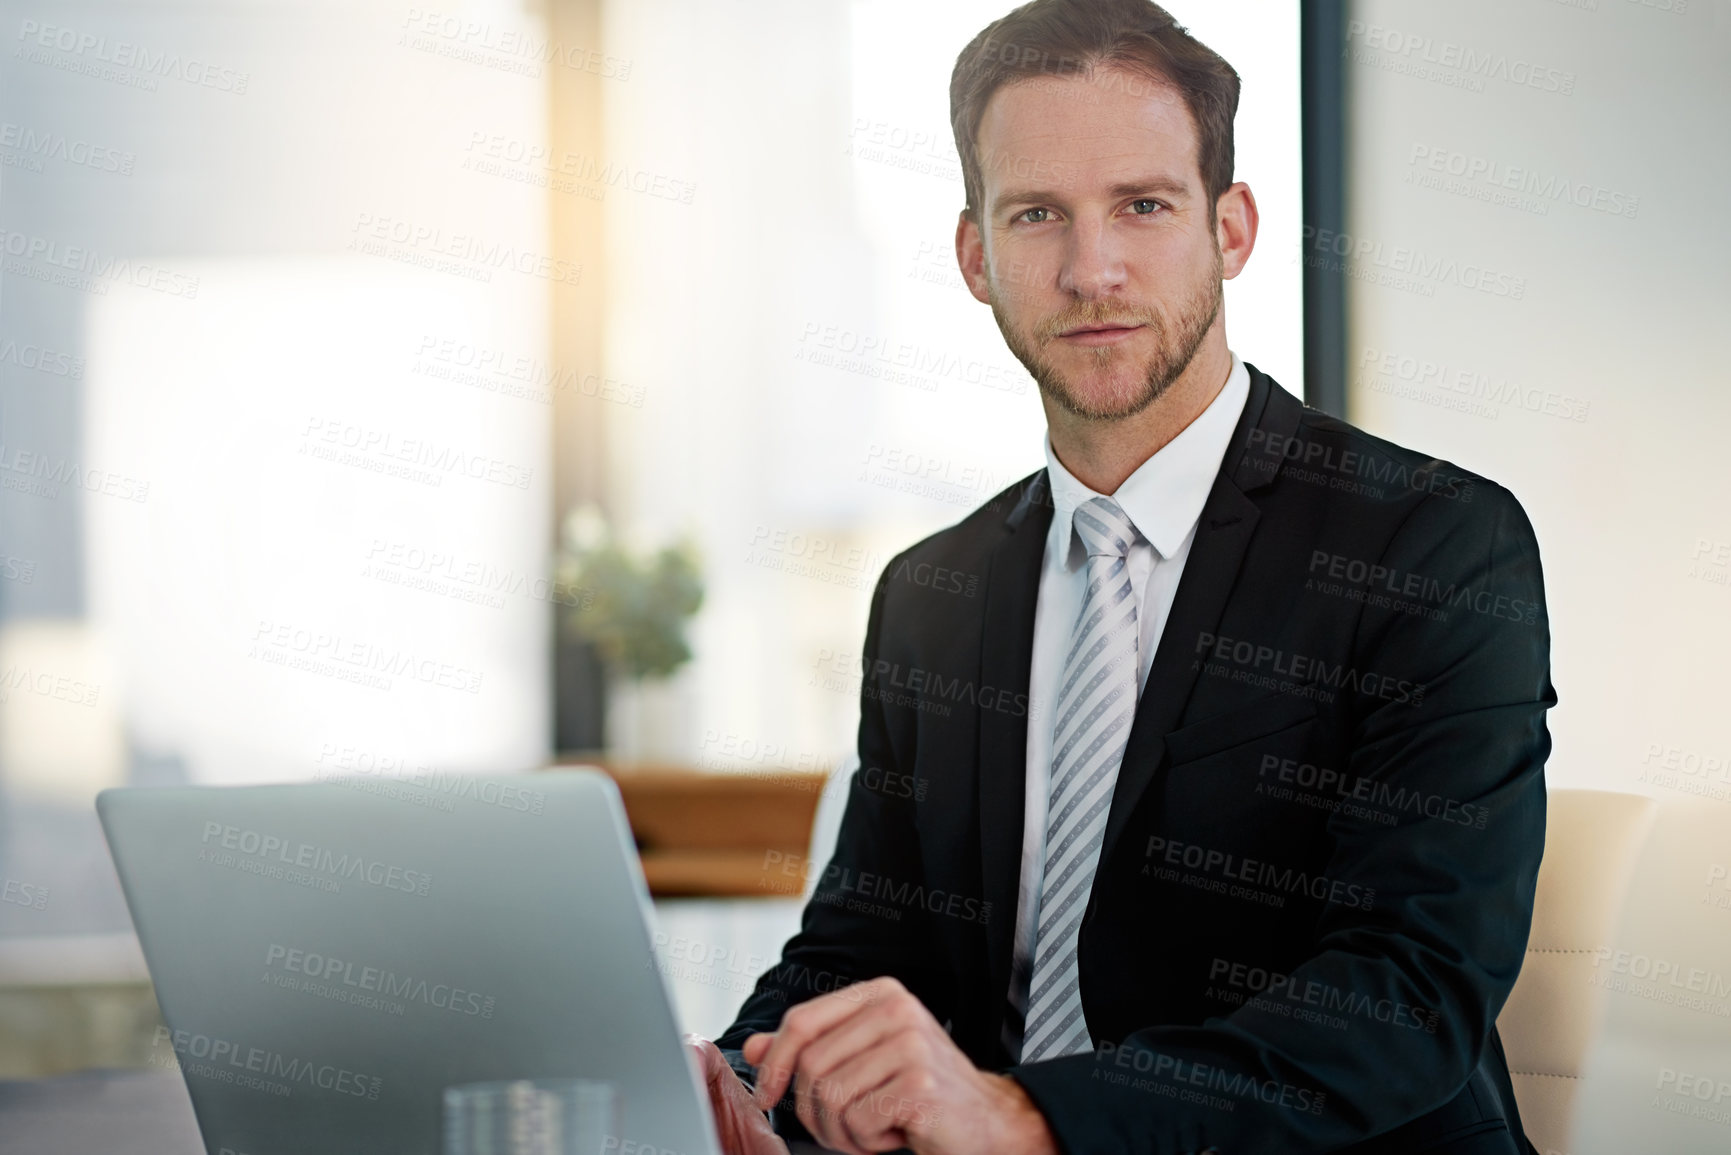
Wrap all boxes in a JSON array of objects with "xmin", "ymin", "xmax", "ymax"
[{"xmin": 1073, "ymin": 495, "xmax": 1135, "ymax": 559}]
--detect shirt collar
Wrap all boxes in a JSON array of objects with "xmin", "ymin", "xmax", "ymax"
[{"xmin": 1044, "ymin": 352, "xmax": 1251, "ymax": 567}]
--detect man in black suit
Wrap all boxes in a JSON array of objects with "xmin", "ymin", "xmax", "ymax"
[{"xmin": 690, "ymin": 2, "xmax": 1552, "ymax": 1153}]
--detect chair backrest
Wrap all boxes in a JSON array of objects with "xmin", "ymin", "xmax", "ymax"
[{"xmin": 1497, "ymin": 788, "xmax": 1657, "ymax": 1155}]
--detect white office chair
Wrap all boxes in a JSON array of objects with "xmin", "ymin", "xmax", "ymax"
[{"xmin": 1495, "ymin": 789, "xmax": 1658, "ymax": 1155}]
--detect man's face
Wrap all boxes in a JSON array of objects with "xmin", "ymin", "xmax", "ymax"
[{"xmin": 963, "ymin": 67, "xmax": 1224, "ymax": 421}]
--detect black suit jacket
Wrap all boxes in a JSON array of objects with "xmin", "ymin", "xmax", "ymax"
[{"xmin": 718, "ymin": 367, "xmax": 1553, "ymax": 1155}]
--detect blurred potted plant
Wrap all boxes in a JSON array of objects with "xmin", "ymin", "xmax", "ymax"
[{"xmin": 555, "ymin": 504, "xmax": 703, "ymax": 763}]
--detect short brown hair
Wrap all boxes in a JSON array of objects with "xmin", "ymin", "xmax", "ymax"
[{"xmin": 949, "ymin": 0, "xmax": 1240, "ymax": 221}]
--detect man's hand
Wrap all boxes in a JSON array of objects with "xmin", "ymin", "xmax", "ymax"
[
  {"xmin": 685, "ymin": 1034, "xmax": 790, "ymax": 1155},
  {"xmin": 743, "ymin": 977, "xmax": 1058, "ymax": 1155}
]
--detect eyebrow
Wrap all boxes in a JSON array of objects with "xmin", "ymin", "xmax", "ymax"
[{"xmin": 994, "ymin": 175, "xmax": 1193, "ymax": 211}]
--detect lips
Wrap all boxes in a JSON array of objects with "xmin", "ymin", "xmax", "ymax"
[
  {"xmin": 1053, "ymin": 322, "xmax": 1145, "ymax": 347},
  {"xmin": 1060, "ymin": 323, "xmax": 1141, "ymax": 336}
]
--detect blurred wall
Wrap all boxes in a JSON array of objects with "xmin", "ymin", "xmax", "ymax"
[
  {"xmin": 1343, "ymin": 3, "xmax": 1731, "ymax": 1148},
  {"xmin": 1343, "ymin": 0, "xmax": 1731, "ymax": 803},
  {"xmin": 0, "ymin": 0, "xmax": 562, "ymax": 937}
]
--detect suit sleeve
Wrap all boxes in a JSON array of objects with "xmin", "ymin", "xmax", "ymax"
[
  {"xmin": 713, "ymin": 554, "xmax": 956, "ymax": 1139},
  {"xmin": 1008, "ymin": 484, "xmax": 1554, "ymax": 1154}
]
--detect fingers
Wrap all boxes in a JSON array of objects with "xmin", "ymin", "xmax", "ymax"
[
  {"xmin": 788, "ymin": 996, "xmax": 902, "ymax": 1094},
  {"xmin": 686, "ymin": 1036, "xmax": 790, "ymax": 1155},
  {"xmin": 743, "ymin": 1031, "xmax": 772, "ymax": 1066},
  {"xmin": 796, "ymin": 1042, "xmax": 909, "ymax": 1155},
  {"xmin": 754, "ymin": 984, "xmax": 941, "ymax": 1155},
  {"xmin": 686, "ymin": 1034, "xmax": 725, "ymax": 1078},
  {"xmin": 723, "ymin": 1099, "xmax": 792, "ymax": 1155},
  {"xmin": 722, "ymin": 1071, "xmax": 788, "ymax": 1154},
  {"xmin": 860, "ymin": 1069, "xmax": 948, "ymax": 1141},
  {"xmin": 784, "ymin": 1006, "xmax": 911, "ymax": 1152},
  {"xmin": 751, "ymin": 978, "xmax": 898, "ymax": 1110},
  {"xmin": 688, "ymin": 1035, "xmax": 740, "ymax": 1101}
]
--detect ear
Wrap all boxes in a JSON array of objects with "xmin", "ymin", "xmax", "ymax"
[
  {"xmin": 955, "ymin": 212, "xmax": 993, "ymax": 305},
  {"xmin": 1215, "ymin": 181, "xmax": 1258, "ymax": 280}
]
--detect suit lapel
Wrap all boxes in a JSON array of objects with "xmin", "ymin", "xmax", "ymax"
[
  {"xmin": 1097, "ymin": 366, "xmax": 1306, "ymax": 867},
  {"xmin": 977, "ymin": 471, "xmax": 1052, "ymax": 1026}
]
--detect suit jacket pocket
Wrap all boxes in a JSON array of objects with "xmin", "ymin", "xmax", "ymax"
[{"xmin": 1163, "ymin": 691, "xmax": 1318, "ymax": 768}]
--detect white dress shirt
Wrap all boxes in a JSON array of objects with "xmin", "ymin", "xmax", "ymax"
[{"xmin": 1005, "ymin": 353, "xmax": 1252, "ymax": 1057}]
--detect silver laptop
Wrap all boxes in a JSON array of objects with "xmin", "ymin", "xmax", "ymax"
[{"xmin": 98, "ymin": 769, "xmax": 727, "ymax": 1155}]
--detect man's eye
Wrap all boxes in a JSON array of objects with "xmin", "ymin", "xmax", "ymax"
[
  {"xmin": 1130, "ymin": 199, "xmax": 1163, "ymax": 215},
  {"xmin": 1017, "ymin": 207, "xmax": 1053, "ymax": 224}
]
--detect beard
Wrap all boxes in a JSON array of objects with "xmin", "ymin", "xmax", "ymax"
[{"xmin": 990, "ymin": 247, "xmax": 1223, "ymax": 422}]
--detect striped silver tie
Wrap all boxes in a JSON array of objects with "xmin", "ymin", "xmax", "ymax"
[{"xmin": 1021, "ymin": 495, "xmax": 1140, "ymax": 1063}]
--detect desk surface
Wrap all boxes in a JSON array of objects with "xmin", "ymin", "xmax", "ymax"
[{"xmin": 0, "ymin": 1070, "xmax": 843, "ymax": 1155}]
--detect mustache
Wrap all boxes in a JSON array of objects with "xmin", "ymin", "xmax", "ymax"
[{"xmin": 1034, "ymin": 301, "xmax": 1162, "ymax": 342}]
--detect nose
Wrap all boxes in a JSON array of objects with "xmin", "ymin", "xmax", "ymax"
[{"xmin": 1057, "ymin": 215, "xmax": 1128, "ymax": 299}]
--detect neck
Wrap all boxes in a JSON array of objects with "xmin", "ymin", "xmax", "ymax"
[{"xmin": 1044, "ymin": 334, "xmax": 1233, "ymax": 495}]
